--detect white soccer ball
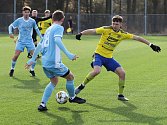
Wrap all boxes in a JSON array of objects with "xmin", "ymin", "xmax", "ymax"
[{"xmin": 56, "ymin": 91, "xmax": 68, "ymax": 104}]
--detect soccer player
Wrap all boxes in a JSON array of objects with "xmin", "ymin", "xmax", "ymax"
[
  {"xmin": 27, "ymin": 10, "xmax": 51, "ymax": 58},
  {"xmin": 25, "ymin": 10, "xmax": 86, "ymax": 111},
  {"xmin": 27, "ymin": 9, "xmax": 52, "ymax": 58},
  {"xmin": 75, "ymin": 15, "xmax": 161, "ymax": 101},
  {"xmin": 8, "ymin": 6, "xmax": 42, "ymax": 77},
  {"xmin": 39, "ymin": 10, "xmax": 52, "ymax": 36}
]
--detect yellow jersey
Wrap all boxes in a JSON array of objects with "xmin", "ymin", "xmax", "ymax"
[
  {"xmin": 95, "ymin": 26, "xmax": 134, "ymax": 58},
  {"xmin": 39, "ymin": 18, "xmax": 52, "ymax": 34}
]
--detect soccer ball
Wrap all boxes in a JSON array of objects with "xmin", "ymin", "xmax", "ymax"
[{"xmin": 56, "ymin": 91, "xmax": 68, "ymax": 104}]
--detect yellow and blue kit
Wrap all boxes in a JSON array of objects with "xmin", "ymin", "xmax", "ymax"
[
  {"xmin": 92, "ymin": 26, "xmax": 134, "ymax": 72},
  {"xmin": 95, "ymin": 26, "xmax": 134, "ymax": 58}
]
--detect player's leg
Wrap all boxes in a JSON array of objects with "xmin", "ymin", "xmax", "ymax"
[
  {"xmin": 27, "ymin": 41, "xmax": 33, "ymax": 58},
  {"xmin": 29, "ymin": 50, "xmax": 36, "ymax": 76},
  {"xmin": 33, "ymin": 38, "xmax": 41, "ymax": 58},
  {"xmin": 115, "ymin": 67, "xmax": 128, "ymax": 101},
  {"xmin": 27, "ymin": 53, "xmax": 32, "ymax": 58},
  {"xmin": 104, "ymin": 57, "xmax": 128, "ymax": 101},
  {"xmin": 27, "ymin": 42, "xmax": 36, "ymax": 76},
  {"xmin": 38, "ymin": 67, "xmax": 58, "ymax": 111},
  {"xmin": 9, "ymin": 42, "xmax": 24, "ymax": 77},
  {"xmin": 75, "ymin": 54, "xmax": 102, "ymax": 95},
  {"xmin": 62, "ymin": 70, "xmax": 86, "ymax": 104},
  {"xmin": 71, "ymin": 27, "xmax": 73, "ymax": 34},
  {"xmin": 38, "ymin": 76, "xmax": 58, "ymax": 111}
]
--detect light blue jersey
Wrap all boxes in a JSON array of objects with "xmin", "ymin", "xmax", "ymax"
[
  {"xmin": 40, "ymin": 23, "xmax": 75, "ymax": 68},
  {"xmin": 27, "ymin": 23, "xmax": 75, "ymax": 77},
  {"xmin": 9, "ymin": 17, "xmax": 42, "ymax": 43}
]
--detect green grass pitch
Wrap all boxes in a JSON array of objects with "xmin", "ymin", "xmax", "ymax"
[{"xmin": 0, "ymin": 34, "xmax": 167, "ymax": 125}]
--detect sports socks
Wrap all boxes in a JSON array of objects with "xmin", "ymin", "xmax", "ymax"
[
  {"xmin": 118, "ymin": 80, "xmax": 125, "ymax": 95},
  {"xmin": 82, "ymin": 73, "xmax": 95, "ymax": 86},
  {"xmin": 41, "ymin": 82, "xmax": 55, "ymax": 105},
  {"xmin": 11, "ymin": 60, "xmax": 16, "ymax": 69},
  {"xmin": 66, "ymin": 80, "xmax": 75, "ymax": 98}
]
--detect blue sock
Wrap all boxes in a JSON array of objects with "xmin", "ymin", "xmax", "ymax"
[
  {"xmin": 31, "ymin": 62, "xmax": 36, "ymax": 71},
  {"xmin": 11, "ymin": 60, "xmax": 16, "ymax": 69},
  {"xmin": 66, "ymin": 80, "xmax": 75, "ymax": 98},
  {"xmin": 41, "ymin": 82, "xmax": 55, "ymax": 104}
]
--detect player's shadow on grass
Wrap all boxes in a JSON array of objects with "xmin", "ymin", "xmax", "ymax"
[
  {"xmin": 42, "ymin": 107, "xmax": 88, "ymax": 125},
  {"xmin": 87, "ymin": 102, "xmax": 167, "ymax": 125},
  {"xmin": 12, "ymin": 77, "xmax": 46, "ymax": 93}
]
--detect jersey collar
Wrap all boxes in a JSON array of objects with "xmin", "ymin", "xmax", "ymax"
[
  {"xmin": 111, "ymin": 26, "xmax": 120, "ymax": 32},
  {"xmin": 22, "ymin": 17, "xmax": 30, "ymax": 22}
]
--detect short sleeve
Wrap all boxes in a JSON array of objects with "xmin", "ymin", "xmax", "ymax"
[
  {"xmin": 123, "ymin": 32, "xmax": 134, "ymax": 39},
  {"xmin": 96, "ymin": 27, "xmax": 105, "ymax": 34},
  {"xmin": 11, "ymin": 18, "xmax": 19, "ymax": 28}
]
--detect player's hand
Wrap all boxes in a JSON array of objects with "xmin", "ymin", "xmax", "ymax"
[
  {"xmin": 150, "ymin": 43, "xmax": 161, "ymax": 52},
  {"xmin": 72, "ymin": 55, "xmax": 79, "ymax": 61},
  {"xmin": 76, "ymin": 33, "xmax": 82, "ymax": 40},
  {"xmin": 9, "ymin": 34, "xmax": 14, "ymax": 39},
  {"xmin": 25, "ymin": 59, "xmax": 36, "ymax": 69}
]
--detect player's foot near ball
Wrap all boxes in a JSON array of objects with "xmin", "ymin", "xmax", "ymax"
[
  {"xmin": 118, "ymin": 94, "xmax": 129, "ymax": 101},
  {"xmin": 9, "ymin": 69, "xmax": 14, "ymax": 77},
  {"xmin": 75, "ymin": 84, "xmax": 85, "ymax": 95},
  {"xmin": 38, "ymin": 103, "xmax": 48, "ymax": 112},
  {"xmin": 29, "ymin": 70, "xmax": 35, "ymax": 77},
  {"xmin": 69, "ymin": 96, "xmax": 86, "ymax": 104}
]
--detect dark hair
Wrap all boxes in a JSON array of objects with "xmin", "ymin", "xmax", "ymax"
[
  {"xmin": 22, "ymin": 6, "xmax": 31, "ymax": 12},
  {"xmin": 52, "ymin": 10, "xmax": 64, "ymax": 21}
]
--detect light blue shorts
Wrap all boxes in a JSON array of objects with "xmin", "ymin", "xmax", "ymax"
[
  {"xmin": 43, "ymin": 64, "xmax": 70, "ymax": 78},
  {"xmin": 15, "ymin": 41, "xmax": 35, "ymax": 53}
]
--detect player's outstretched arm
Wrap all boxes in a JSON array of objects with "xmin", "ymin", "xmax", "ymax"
[
  {"xmin": 76, "ymin": 29, "xmax": 96, "ymax": 40},
  {"xmin": 133, "ymin": 35, "xmax": 161, "ymax": 52},
  {"xmin": 38, "ymin": 15, "xmax": 52, "ymax": 21},
  {"xmin": 8, "ymin": 24, "xmax": 14, "ymax": 39},
  {"xmin": 54, "ymin": 36, "xmax": 78, "ymax": 60}
]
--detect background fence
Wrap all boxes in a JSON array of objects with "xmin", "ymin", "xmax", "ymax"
[{"xmin": 0, "ymin": 0, "xmax": 167, "ymax": 35}]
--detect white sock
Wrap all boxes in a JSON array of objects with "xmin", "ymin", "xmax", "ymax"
[
  {"xmin": 40, "ymin": 102, "xmax": 46, "ymax": 107},
  {"xmin": 70, "ymin": 96, "xmax": 76, "ymax": 100},
  {"xmin": 30, "ymin": 68, "xmax": 34, "ymax": 71}
]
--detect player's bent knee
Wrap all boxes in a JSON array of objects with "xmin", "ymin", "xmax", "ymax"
[
  {"xmin": 65, "ymin": 72, "xmax": 74, "ymax": 81},
  {"xmin": 119, "ymin": 70, "xmax": 125, "ymax": 79}
]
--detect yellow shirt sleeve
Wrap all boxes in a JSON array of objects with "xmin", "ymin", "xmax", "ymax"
[
  {"xmin": 122, "ymin": 32, "xmax": 134, "ymax": 40},
  {"xmin": 96, "ymin": 27, "xmax": 105, "ymax": 34}
]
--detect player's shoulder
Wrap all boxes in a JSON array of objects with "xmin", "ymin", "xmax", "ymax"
[
  {"xmin": 54, "ymin": 24, "xmax": 64, "ymax": 30},
  {"xmin": 119, "ymin": 29, "xmax": 133, "ymax": 36},
  {"xmin": 119, "ymin": 29, "xmax": 130, "ymax": 34},
  {"xmin": 50, "ymin": 24, "xmax": 63, "ymax": 33},
  {"xmin": 15, "ymin": 17, "xmax": 23, "ymax": 21}
]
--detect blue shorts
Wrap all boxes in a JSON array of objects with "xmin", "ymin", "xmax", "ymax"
[
  {"xmin": 43, "ymin": 63, "xmax": 70, "ymax": 78},
  {"xmin": 91, "ymin": 53, "xmax": 121, "ymax": 72},
  {"xmin": 15, "ymin": 41, "xmax": 35, "ymax": 53}
]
